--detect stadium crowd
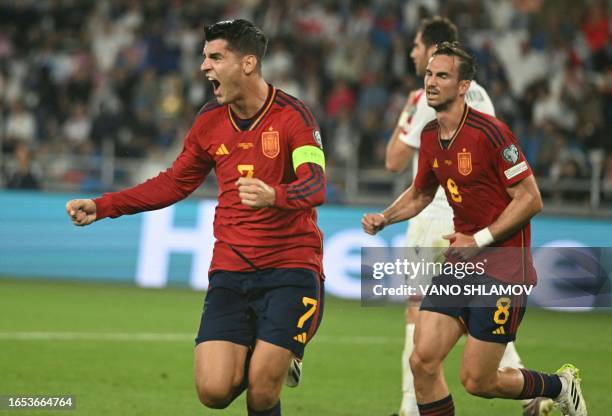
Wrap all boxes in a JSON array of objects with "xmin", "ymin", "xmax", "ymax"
[{"xmin": 0, "ymin": 0, "xmax": 610, "ymax": 205}]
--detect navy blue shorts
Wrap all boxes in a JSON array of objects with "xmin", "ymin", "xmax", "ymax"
[
  {"xmin": 420, "ymin": 273, "xmax": 527, "ymax": 344},
  {"xmin": 195, "ymin": 268, "xmax": 324, "ymax": 359}
]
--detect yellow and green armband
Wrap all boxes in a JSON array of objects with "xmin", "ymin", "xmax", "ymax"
[{"xmin": 291, "ymin": 145, "xmax": 325, "ymax": 172}]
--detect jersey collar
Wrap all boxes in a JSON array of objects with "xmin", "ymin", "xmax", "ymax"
[
  {"xmin": 437, "ymin": 104, "xmax": 469, "ymax": 150},
  {"xmin": 228, "ymin": 84, "xmax": 276, "ymax": 132}
]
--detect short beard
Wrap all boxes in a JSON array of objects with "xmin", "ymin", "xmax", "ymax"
[{"xmin": 431, "ymin": 97, "xmax": 453, "ymax": 112}]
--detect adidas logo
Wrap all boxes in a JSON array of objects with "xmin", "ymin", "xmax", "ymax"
[
  {"xmin": 492, "ymin": 326, "xmax": 505, "ymax": 335},
  {"xmin": 293, "ymin": 332, "xmax": 307, "ymax": 344},
  {"xmin": 215, "ymin": 144, "xmax": 229, "ymax": 155}
]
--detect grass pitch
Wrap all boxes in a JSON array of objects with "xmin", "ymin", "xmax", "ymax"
[{"xmin": 0, "ymin": 278, "xmax": 610, "ymax": 415}]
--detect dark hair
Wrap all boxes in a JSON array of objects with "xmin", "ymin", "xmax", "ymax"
[
  {"xmin": 431, "ymin": 41, "xmax": 477, "ymax": 81},
  {"xmin": 418, "ymin": 16, "xmax": 458, "ymax": 49},
  {"xmin": 204, "ymin": 19, "xmax": 268, "ymax": 69}
]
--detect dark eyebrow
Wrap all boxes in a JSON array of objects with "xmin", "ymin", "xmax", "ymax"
[{"xmin": 205, "ymin": 52, "xmax": 223, "ymax": 59}]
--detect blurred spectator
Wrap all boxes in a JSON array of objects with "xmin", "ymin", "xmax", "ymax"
[
  {"xmin": 581, "ymin": 1, "xmax": 609, "ymax": 71},
  {"xmin": 5, "ymin": 144, "xmax": 41, "ymax": 190},
  {"xmin": 62, "ymin": 103, "xmax": 92, "ymax": 149},
  {"xmin": 4, "ymin": 101, "xmax": 37, "ymax": 151},
  {"xmin": 325, "ymin": 80, "xmax": 356, "ymax": 119},
  {"xmin": 0, "ymin": 0, "xmax": 609, "ymax": 208}
]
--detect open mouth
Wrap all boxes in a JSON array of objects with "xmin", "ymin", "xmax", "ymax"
[{"xmin": 210, "ymin": 79, "xmax": 221, "ymax": 95}]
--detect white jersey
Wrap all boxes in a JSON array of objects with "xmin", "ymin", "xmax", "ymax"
[{"xmin": 398, "ymin": 80, "xmax": 495, "ymax": 219}]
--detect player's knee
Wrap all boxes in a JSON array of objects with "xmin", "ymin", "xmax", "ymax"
[
  {"xmin": 248, "ymin": 382, "xmax": 280, "ymax": 410},
  {"xmin": 460, "ymin": 373, "xmax": 495, "ymax": 398},
  {"xmin": 196, "ymin": 382, "xmax": 234, "ymax": 409},
  {"xmin": 248, "ymin": 372, "xmax": 283, "ymax": 410},
  {"xmin": 409, "ymin": 350, "xmax": 440, "ymax": 379}
]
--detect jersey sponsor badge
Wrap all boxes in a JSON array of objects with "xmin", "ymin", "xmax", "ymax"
[
  {"xmin": 457, "ymin": 149, "xmax": 472, "ymax": 176},
  {"xmin": 502, "ymin": 144, "xmax": 519, "ymax": 164},
  {"xmin": 313, "ymin": 130, "xmax": 323, "ymax": 148},
  {"xmin": 262, "ymin": 130, "xmax": 280, "ymax": 158}
]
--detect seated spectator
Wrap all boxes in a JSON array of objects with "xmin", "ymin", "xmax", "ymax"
[{"xmin": 5, "ymin": 144, "xmax": 41, "ymax": 190}]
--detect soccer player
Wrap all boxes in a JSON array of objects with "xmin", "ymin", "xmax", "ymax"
[
  {"xmin": 66, "ymin": 19, "xmax": 325, "ymax": 416},
  {"xmin": 384, "ymin": 17, "xmax": 552, "ymax": 416},
  {"xmin": 363, "ymin": 43, "xmax": 586, "ymax": 416}
]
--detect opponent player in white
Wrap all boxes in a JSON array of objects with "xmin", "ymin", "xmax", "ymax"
[{"xmin": 385, "ymin": 17, "xmax": 553, "ymax": 416}]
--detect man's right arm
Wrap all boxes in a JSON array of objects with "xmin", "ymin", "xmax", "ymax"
[
  {"xmin": 66, "ymin": 125, "xmax": 213, "ymax": 226},
  {"xmin": 362, "ymin": 183, "xmax": 437, "ymax": 235},
  {"xmin": 364, "ymin": 128, "xmax": 439, "ymax": 235}
]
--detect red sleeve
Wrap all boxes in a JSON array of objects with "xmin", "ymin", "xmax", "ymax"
[
  {"xmin": 413, "ymin": 136, "xmax": 439, "ymax": 191},
  {"xmin": 274, "ymin": 163, "xmax": 325, "ymax": 209},
  {"xmin": 94, "ymin": 124, "xmax": 213, "ymax": 219},
  {"xmin": 284, "ymin": 106, "xmax": 323, "ymax": 150},
  {"xmin": 273, "ymin": 109, "xmax": 326, "ymax": 210},
  {"xmin": 488, "ymin": 124, "xmax": 532, "ymax": 187}
]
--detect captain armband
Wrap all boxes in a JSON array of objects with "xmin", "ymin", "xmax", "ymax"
[{"xmin": 291, "ymin": 145, "xmax": 325, "ymax": 172}]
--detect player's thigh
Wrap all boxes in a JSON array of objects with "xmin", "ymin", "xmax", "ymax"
[
  {"xmin": 460, "ymin": 335, "xmax": 506, "ymax": 384},
  {"xmin": 194, "ymin": 273, "xmax": 254, "ymax": 392},
  {"xmin": 255, "ymin": 269, "xmax": 324, "ymax": 360},
  {"xmin": 195, "ymin": 273, "xmax": 255, "ymax": 347},
  {"xmin": 414, "ymin": 310, "xmax": 464, "ymax": 363},
  {"xmin": 248, "ymin": 339, "xmax": 293, "ymax": 389},
  {"xmin": 194, "ymin": 340, "xmax": 249, "ymax": 392}
]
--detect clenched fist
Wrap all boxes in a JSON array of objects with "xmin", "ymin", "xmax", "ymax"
[
  {"xmin": 66, "ymin": 199, "xmax": 97, "ymax": 226},
  {"xmin": 236, "ymin": 177, "xmax": 276, "ymax": 208},
  {"xmin": 361, "ymin": 213, "xmax": 387, "ymax": 235}
]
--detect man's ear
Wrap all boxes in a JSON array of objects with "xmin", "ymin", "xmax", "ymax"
[
  {"xmin": 458, "ymin": 79, "xmax": 471, "ymax": 96},
  {"xmin": 242, "ymin": 55, "xmax": 258, "ymax": 75}
]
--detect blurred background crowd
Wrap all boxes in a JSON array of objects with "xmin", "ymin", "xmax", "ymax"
[{"xmin": 0, "ymin": 0, "xmax": 610, "ymax": 213}]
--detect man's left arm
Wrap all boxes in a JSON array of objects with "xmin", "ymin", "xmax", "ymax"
[
  {"xmin": 237, "ymin": 111, "xmax": 326, "ymax": 210},
  {"xmin": 447, "ymin": 126, "xmax": 542, "ymax": 248},
  {"xmin": 447, "ymin": 176, "xmax": 542, "ymax": 248},
  {"xmin": 237, "ymin": 158, "xmax": 325, "ymax": 209},
  {"xmin": 482, "ymin": 175, "xmax": 542, "ymax": 242}
]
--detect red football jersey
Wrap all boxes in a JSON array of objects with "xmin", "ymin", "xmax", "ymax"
[
  {"xmin": 414, "ymin": 106, "xmax": 536, "ymax": 284},
  {"xmin": 94, "ymin": 85, "xmax": 326, "ymax": 276}
]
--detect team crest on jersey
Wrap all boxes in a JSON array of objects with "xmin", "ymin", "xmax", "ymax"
[
  {"xmin": 262, "ymin": 130, "xmax": 280, "ymax": 158},
  {"xmin": 457, "ymin": 150, "xmax": 472, "ymax": 176},
  {"xmin": 502, "ymin": 144, "xmax": 519, "ymax": 164}
]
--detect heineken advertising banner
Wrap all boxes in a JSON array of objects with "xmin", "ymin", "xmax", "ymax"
[{"xmin": 1, "ymin": 191, "xmax": 611, "ymax": 309}]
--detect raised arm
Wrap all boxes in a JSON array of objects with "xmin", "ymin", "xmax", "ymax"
[{"xmin": 66, "ymin": 124, "xmax": 213, "ymax": 226}]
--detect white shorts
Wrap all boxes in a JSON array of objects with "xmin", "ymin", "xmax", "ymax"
[{"xmin": 404, "ymin": 215, "xmax": 454, "ymax": 291}]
